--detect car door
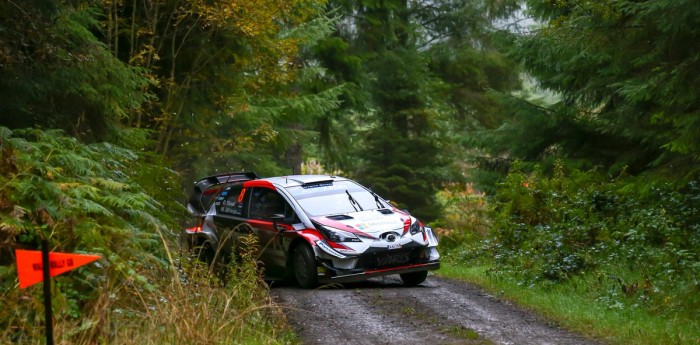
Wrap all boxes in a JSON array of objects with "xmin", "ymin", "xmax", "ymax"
[
  {"xmin": 247, "ymin": 187, "xmax": 297, "ymax": 277},
  {"xmin": 211, "ymin": 184, "xmax": 251, "ymax": 259}
]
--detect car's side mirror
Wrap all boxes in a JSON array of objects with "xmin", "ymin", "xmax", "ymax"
[{"xmin": 270, "ymin": 214, "xmax": 286, "ymax": 232}]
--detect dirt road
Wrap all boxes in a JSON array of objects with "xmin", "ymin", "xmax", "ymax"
[{"xmin": 270, "ymin": 275, "xmax": 603, "ymax": 345}]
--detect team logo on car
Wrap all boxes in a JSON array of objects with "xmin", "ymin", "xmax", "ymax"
[{"xmin": 355, "ymin": 223, "xmax": 369, "ymax": 230}]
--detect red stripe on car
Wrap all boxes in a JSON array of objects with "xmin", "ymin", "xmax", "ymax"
[{"xmin": 243, "ymin": 180, "xmax": 276, "ymax": 189}]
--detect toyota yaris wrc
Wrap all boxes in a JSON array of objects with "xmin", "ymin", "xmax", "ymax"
[{"xmin": 182, "ymin": 173, "xmax": 440, "ymax": 288}]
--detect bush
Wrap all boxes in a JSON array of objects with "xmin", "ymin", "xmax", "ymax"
[
  {"xmin": 434, "ymin": 182, "xmax": 490, "ymax": 250},
  {"xmin": 474, "ymin": 161, "xmax": 699, "ymax": 316},
  {"xmin": 0, "ymin": 127, "xmax": 180, "ymax": 342},
  {"xmin": 0, "ymin": 128, "xmax": 290, "ymax": 343}
]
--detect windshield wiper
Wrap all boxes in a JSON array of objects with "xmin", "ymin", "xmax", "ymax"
[
  {"xmin": 346, "ymin": 190, "xmax": 364, "ymax": 212},
  {"xmin": 369, "ymin": 189, "xmax": 385, "ymax": 209}
]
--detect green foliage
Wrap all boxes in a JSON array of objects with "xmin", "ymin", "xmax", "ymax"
[
  {"xmin": 0, "ymin": 1, "xmax": 149, "ymax": 142},
  {"xmin": 102, "ymin": 0, "xmax": 335, "ymax": 177},
  {"xmin": 0, "ymin": 127, "xmax": 184, "ymax": 342},
  {"xmin": 475, "ymin": 162, "xmax": 700, "ymax": 317},
  {"xmin": 357, "ymin": 46, "xmax": 450, "ymax": 220},
  {"xmin": 484, "ymin": 0, "xmax": 700, "ymax": 181},
  {"xmin": 319, "ymin": 0, "xmax": 520, "ymax": 220},
  {"xmin": 167, "ymin": 9, "xmax": 344, "ymax": 181}
]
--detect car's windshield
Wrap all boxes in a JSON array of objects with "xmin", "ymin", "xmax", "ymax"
[{"xmin": 285, "ymin": 180, "xmax": 389, "ymax": 216}]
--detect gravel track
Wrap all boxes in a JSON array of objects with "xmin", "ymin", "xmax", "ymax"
[{"xmin": 270, "ymin": 275, "xmax": 603, "ymax": 345}]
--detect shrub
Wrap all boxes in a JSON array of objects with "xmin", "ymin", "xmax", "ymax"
[
  {"xmin": 480, "ymin": 161, "xmax": 700, "ymax": 315},
  {"xmin": 0, "ymin": 127, "xmax": 183, "ymax": 342}
]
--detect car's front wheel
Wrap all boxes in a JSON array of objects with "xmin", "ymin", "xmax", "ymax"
[
  {"xmin": 400, "ymin": 270, "xmax": 428, "ymax": 286},
  {"xmin": 293, "ymin": 244, "xmax": 318, "ymax": 289}
]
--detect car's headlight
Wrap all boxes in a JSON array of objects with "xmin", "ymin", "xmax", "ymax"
[
  {"xmin": 409, "ymin": 220, "xmax": 422, "ymax": 235},
  {"xmin": 318, "ymin": 225, "xmax": 362, "ymax": 242}
]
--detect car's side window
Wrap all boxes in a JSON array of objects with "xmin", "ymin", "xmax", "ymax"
[
  {"xmin": 215, "ymin": 185, "xmax": 245, "ymax": 217},
  {"xmin": 249, "ymin": 188, "xmax": 291, "ymax": 221}
]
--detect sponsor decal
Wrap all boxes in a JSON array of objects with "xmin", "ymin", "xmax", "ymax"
[
  {"xmin": 315, "ymin": 240, "xmax": 347, "ymax": 259},
  {"xmin": 425, "ymin": 226, "xmax": 439, "ymax": 245},
  {"xmin": 377, "ymin": 252, "xmax": 410, "ymax": 266},
  {"xmin": 293, "ymin": 184, "xmax": 338, "ymax": 195},
  {"xmin": 367, "ymin": 220, "xmax": 397, "ymax": 227},
  {"xmin": 221, "ymin": 191, "xmax": 228, "ymax": 196},
  {"xmin": 388, "ymin": 243, "xmax": 401, "ymax": 250},
  {"xmin": 302, "ymin": 181, "xmax": 333, "ymax": 189},
  {"xmin": 355, "ymin": 223, "xmax": 369, "ymax": 230}
]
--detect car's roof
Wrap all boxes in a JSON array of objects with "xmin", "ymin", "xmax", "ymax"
[{"xmin": 262, "ymin": 175, "xmax": 349, "ymax": 189}]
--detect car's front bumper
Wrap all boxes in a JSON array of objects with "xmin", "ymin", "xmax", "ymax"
[
  {"xmin": 318, "ymin": 260, "xmax": 440, "ymax": 284},
  {"xmin": 313, "ymin": 242, "xmax": 440, "ymax": 283}
]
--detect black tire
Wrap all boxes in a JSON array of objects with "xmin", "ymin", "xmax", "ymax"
[
  {"xmin": 195, "ymin": 242, "xmax": 229, "ymax": 275},
  {"xmin": 293, "ymin": 244, "xmax": 318, "ymax": 289},
  {"xmin": 194, "ymin": 242, "xmax": 215, "ymax": 265},
  {"xmin": 400, "ymin": 270, "xmax": 428, "ymax": 286}
]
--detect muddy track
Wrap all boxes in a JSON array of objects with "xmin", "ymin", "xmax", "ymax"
[{"xmin": 270, "ymin": 275, "xmax": 603, "ymax": 345}]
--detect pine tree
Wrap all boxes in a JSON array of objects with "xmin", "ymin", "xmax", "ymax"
[
  {"xmin": 316, "ymin": 0, "xmax": 519, "ymax": 219},
  {"xmin": 487, "ymin": 0, "xmax": 700, "ymax": 179},
  {"xmin": 0, "ymin": 1, "xmax": 148, "ymax": 142}
]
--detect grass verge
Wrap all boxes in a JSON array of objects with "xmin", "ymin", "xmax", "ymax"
[
  {"xmin": 2, "ymin": 235, "xmax": 297, "ymax": 344},
  {"xmin": 437, "ymin": 263, "xmax": 700, "ymax": 345}
]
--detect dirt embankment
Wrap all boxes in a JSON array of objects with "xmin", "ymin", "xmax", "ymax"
[{"xmin": 271, "ymin": 275, "xmax": 603, "ymax": 345}]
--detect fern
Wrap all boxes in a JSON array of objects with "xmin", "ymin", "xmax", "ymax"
[{"xmin": 0, "ymin": 126, "xmax": 184, "ymax": 342}]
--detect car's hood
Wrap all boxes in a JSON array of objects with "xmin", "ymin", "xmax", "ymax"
[{"xmin": 311, "ymin": 209, "xmax": 410, "ymax": 237}]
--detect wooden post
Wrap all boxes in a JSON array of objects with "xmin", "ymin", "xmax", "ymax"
[{"xmin": 41, "ymin": 240, "xmax": 54, "ymax": 345}]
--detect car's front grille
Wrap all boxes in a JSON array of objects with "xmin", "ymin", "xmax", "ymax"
[{"xmin": 355, "ymin": 247, "xmax": 426, "ymax": 270}]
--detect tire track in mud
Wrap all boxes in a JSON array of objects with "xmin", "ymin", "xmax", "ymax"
[
  {"xmin": 270, "ymin": 278, "xmax": 476, "ymax": 344},
  {"xmin": 270, "ymin": 276, "xmax": 602, "ymax": 345}
]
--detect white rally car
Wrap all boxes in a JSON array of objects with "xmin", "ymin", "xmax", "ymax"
[{"xmin": 182, "ymin": 173, "xmax": 440, "ymax": 288}]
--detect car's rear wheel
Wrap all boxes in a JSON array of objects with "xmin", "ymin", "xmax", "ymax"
[
  {"xmin": 400, "ymin": 270, "xmax": 428, "ymax": 286},
  {"xmin": 293, "ymin": 244, "xmax": 318, "ymax": 289},
  {"xmin": 193, "ymin": 241, "xmax": 230, "ymax": 276},
  {"xmin": 194, "ymin": 241, "xmax": 215, "ymax": 265}
]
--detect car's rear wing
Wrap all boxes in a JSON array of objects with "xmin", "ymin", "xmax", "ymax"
[{"xmin": 187, "ymin": 172, "xmax": 258, "ymax": 216}]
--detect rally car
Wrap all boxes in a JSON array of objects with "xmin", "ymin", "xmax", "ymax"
[{"xmin": 182, "ymin": 173, "xmax": 440, "ymax": 288}]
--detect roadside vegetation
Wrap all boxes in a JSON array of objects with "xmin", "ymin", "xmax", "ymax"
[
  {"xmin": 436, "ymin": 163, "xmax": 700, "ymax": 344},
  {"xmin": 0, "ymin": 128, "xmax": 293, "ymax": 344},
  {"xmin": 435, "ymin": 2, "xmax": 700, "ymax": 344}
]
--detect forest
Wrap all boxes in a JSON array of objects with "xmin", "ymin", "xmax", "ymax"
[{"xmin": 0, "ymin": 0, "xmax": 698, "ymax": 343}]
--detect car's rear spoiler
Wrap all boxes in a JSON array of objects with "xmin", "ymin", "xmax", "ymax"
[{"xmin": 187, "ymin": 172, "xmax": 258, "ymax": 216}]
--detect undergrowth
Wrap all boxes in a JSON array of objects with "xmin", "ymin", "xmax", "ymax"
[
  {"xmin": 439, "ymin": 161, "xmax": 700, "ymax": 343},
  {"xmin": 0, "ymin": 127, "xmax": 292, "ymax": 344}
]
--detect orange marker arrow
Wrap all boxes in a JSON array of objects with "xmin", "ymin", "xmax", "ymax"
[{"xmin": 15, "ymin": 250, "xmax": 101, "ymax": 289}]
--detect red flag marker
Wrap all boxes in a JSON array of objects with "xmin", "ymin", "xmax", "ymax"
[{"xmin": 15, "ymin": 249, "xmax": 101, "ymax": 288}]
